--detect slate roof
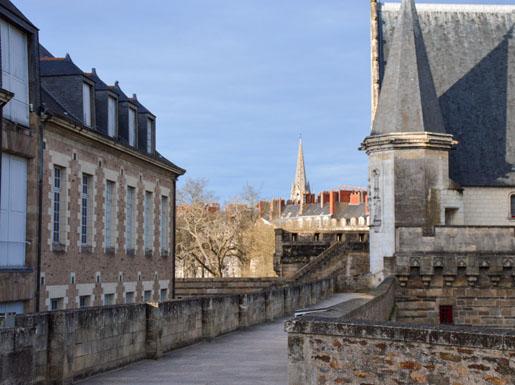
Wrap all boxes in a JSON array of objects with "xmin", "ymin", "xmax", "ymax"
[
  {"xmin": 85, "ymin": 69, "xmax": 110, "ymax": 91},
  {"xmin": 0, "ymin": 0, "xmax": 37, "ymax": 31},
  {"xmin": 377, "ymin": 1, "xmax": 515, "ymax": 187},
  {"xmin": 110, "ymin": 82, "xmax": 132, "ymax": 103},
  {"xmin": 372, "ymin": 0, "xmax": 445, "ymax": 136},
  {"xmin": 40, "ymin": 55, "xmax": 84, "ymax": 77},
  {"xmin": 132, "ymin": 97, "xmax": 154, "ymax": 116},
  {"xmin": 281, "ymin": 202, "xmax": 367, "ymax": 220},
  {"xmin": 39, "ymin": 44, "xmax": 54, "ymax": 58},
  {"xmin": 41, "ymin": 86, "xmax": 82, "ymax": 123}
]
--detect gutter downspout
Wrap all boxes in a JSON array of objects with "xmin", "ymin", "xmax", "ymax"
[
  {"xmin": 171, "ymin": 178, "xmax": 177, "ymax": 299},
  {"xmin": 35, "ymin": 106, "xmax": 46, "ymax": 312}
]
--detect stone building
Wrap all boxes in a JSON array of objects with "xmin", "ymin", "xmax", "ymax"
[
  {"xmin": 363, "ymin": 0, "xmax": 515, "ymax": 326},
  {"xmin": 0, "ymin": 0, "xmax": 41, "ymax": 317},
  {"xmin": 259, "ymin": 139, "xmax": 370, "ymax": 277},
  {"xmin": 37, "ymin": 49, "xmax": 185, "ymax": 310}
]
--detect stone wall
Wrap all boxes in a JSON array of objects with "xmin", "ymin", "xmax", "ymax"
[
  {"xmin": 286, "ymin": 319, "xmax": 515, "ymax": 385},
  {"xmin": 286, "ymin": 279, "xmax": 515, "ymax": 385},
  {"xmin": 0, "ymin": 277, "xmax": 334, "ymax": 385},
  {"xmin": 395, "ymin": 226, "xmax": 515, "ymax": 326},
  {"xmin": 175, "ymin": 277, "xmax": 281, "ymax": 297}
]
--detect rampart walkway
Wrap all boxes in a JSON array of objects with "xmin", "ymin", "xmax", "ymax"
[{"xmin": 79, "ymin": 293, "xmax": 365, "ymax": 385}]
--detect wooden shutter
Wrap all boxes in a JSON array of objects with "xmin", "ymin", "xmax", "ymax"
[
  {"xmin": 0, "ymin": 154, "xmax": 27, "ymax": 266},
  {"xmin": 0, "ymin": 19, "xmax": 29, "ymax": 125}
]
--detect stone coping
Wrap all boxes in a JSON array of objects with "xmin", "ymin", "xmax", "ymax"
[{"xmin": 285, "ymin": 318, "xmax": 515, "ymax": 351}]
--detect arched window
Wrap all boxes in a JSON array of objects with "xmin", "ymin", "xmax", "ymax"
[{"xmin": 511, "ymin": 194, "xmax": 515, "ymax": 219}]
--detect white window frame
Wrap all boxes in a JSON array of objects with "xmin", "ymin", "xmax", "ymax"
[
  {"xmin": 0, "ymin": 19, "xmax": 29, "ymax": 126},
  {"xmin": 125, "ymin": 186, "xmax": 136, "ymax": 251},
  {"xmin": 0, "ymin": 154, "xmax": 27, "ymax": 267},
  {"xmin": 146, "ymin": 118, "xmax": 153, "ymax": 154},
  {"xmin": 52, "ymin": 166, "xmax": 64, "ymax": 245},
  {"xmin": 144, "ymin": 191, "xmax": 153, "ymax": 252},
  {"xmin": 128, "ymin": 107, "xmax": 137, "ymax": 147},
  {"xmin": 107, "ymin": 95, "xmax": 117, "ymax": 137},
  {"xmin": 81, "ymin": 174, "xmax": 92, "ymax": 246},
  {"xmin": 82, "ymin": 82, "xmax": 92, "ymax": 127},
  {"xmin": 160, "ymin": 195, "xmax": 168, "ymax": 253},
  {"xmin": 105, "ymin": 180, "xmax": 116, "ymax": 250}
]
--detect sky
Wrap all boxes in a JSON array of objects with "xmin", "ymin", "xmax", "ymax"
[{"xmin": 14, "ymin": 0, "xmax": 515, "ymax": 201}]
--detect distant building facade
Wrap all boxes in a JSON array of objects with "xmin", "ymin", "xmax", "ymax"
[
  {"xmin": 38, "ymin": 50, "xmax": 185, "ymax": 310},
  {"xmin": 260, "ymin": 140, "xmax": 369, "ymax": 277},
  {"xmin": 0, "ymin": 0, "xmax": 41, "ymax": 317},
  {"xmin": 365, "ymin": 0, "xmax": 515, "ymax": 326}
]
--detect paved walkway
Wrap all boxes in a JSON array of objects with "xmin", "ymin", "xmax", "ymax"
[{"xmin": 79, "ymin": 293, "xmax": 365, "ymax": 385}]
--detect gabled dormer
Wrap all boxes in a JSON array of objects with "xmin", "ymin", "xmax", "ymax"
[
  {"xmin": 132, "ymin": 95, "xmax": 156, "ymax": 156},
  {"xmin": 85, "ymin": 68, "xmax": 118, "ymax": 138},
  {"xmin": 40, "ymin": 53, "xmax": 95, "ymax": 128},
  {"xmin": 110, "ymin": 82, "xmax": 138, "ymax": 148}
]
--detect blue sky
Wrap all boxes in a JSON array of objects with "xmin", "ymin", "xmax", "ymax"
[{"xmin": 14, "ymin": 0, "xmax": 515, "ymax": 201}]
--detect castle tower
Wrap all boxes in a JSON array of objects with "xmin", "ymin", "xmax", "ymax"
[
  {"xmin": 290, "ymin": 138, "xmax": 310, "ymax": 204},
  {"xmin": 361, "ymin": 0, "xmax": 456, "ymax": 280}
]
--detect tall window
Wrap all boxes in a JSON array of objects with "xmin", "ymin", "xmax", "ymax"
[
  {"xmin": 107, "ymin": 96, "xmax": 117, "ymax": 137},
  {"xmin": 0, "ymin": 154, "xmax": 27, "ymax": 266},
  {"xmin": 146, "ymin": 118, "xmax": 153, "ymax": 154},
  {"xmin": 105, "ymin": 181, "xmax": 116, "ymax": 250},
  {"xmin": 128, "ymin": 107, "xmax": 136, "ymax": 147},
  {"xmin": 0, "ymin": 19, "xmax": 29, "ymax": 125},
  {"xmin": 511, "ymin": 194, "xmax": 515, "ymax": 219},
  {"xmin": 160, "ymin": 196, "xmax": 168, "ymax": 252},
  {"xmin": 126, "ymin": 186, "xmax": 135, "ymax": 251},
  {"xmin": 81, "ymin": 174, "xmax": 92, "ymax": 246},
  {"xmin": 82, "ymin": 82, "xmax": 92, "ymax": 127},
  {"xmin": 144, "ymin": 191, "xmax": 153, "ymax": 252},
  {"xmin": 53, "ymin": 166, "xmax": 63, "ymax": 244}
]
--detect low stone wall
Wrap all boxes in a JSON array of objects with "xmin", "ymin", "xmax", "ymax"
[
  {"xmin": 286, "ymin": 278, "xmax": 515, "ymax": 385},
  {"xmin": 286, "ymin": 319, "xmax": 515, "ymax": 385},
  {"xmin": 0, "ymin": 277, "xmax": 334, "ymax": 385},
  {"xmin": 175, "ymin": 277, "xmax": 282, "ymax": 297}
]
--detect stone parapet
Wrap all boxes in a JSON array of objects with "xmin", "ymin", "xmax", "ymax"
[{"xmin": 0, "ymin": 276, "xmax": 335, "ymax": 385}]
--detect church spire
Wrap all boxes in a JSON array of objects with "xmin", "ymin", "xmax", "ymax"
[
  {"xmin": 291, "ymin": 137, "xmax": 310, "ymax": 204},
  {"xmin": 372, "ymin": 0, "xmax": 445, "ymax": 135}
]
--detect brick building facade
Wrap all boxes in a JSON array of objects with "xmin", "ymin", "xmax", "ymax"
[{"xmin": 38, "ymin": 50, "xmax": 185, "ymax": 311}]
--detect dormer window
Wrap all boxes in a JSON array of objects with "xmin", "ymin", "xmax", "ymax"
[
  {"xmin": 82, "ymin": 82, "xmax": 92, "ymax": 127},
  {"xmin": 128, "ymin": 107, "xmax": 136, "ymax": 147},
  {"xmin": 107, "ymin": 96, "xmax": 117, "ymax": 137},
  {"xmin": 146, "ymin": 118, "xmax": 153, "ymax": 154}
]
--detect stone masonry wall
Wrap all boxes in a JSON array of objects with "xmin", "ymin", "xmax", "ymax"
[
  {"xmin": 286, "ymin": 320, "xmax": 515, "ymax": 385},
  {"xmin": 0, "ymin": 277, "xmax": 334, "ymax": 385}
]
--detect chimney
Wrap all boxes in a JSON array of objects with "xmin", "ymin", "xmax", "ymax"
[
  {"xmin": 258, "ymin": 201, "xmax": 266, "ymax": 218},
  {"xmin": 329, "ymin": 191, "xmax": 337, "ymax": 216},
  {"xmin": 350, "ymin": 191, "xmax": 361, "ymax": 205}
]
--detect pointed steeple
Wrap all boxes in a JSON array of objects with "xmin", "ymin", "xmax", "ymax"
[
  {"xmin": 291, "ymin": 138, "xmax": 310, "ymax": 204},
  {"xmin": 372, "ymin": 0, "xmax": 445, "ymax": 135}
]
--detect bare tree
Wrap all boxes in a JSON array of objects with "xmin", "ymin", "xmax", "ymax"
[{"xmin": 176, "ymin": 179, "xmax": 251, "ymax": 277}]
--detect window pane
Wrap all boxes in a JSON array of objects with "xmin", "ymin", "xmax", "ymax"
[
  {"xmin": 0, "ymin": 19, "xmax": 29, "ymax": 125},
  {"xmin": 128, "ymin": 108, "xmax": 136, "ymax": 146},
  {"xmin": 108, "ymin": 96, "xmax": 116, "ymax": 137},
  {"xmin": 83, "ymin": 83, "xmax": 92, "ymax": 126},
  {"xmin": 146, "ymin": 118, "xmax": 152, "ymax": 154},
  {"xmin": 0, "ymin": 154, "xmax": 27, "ymax": 267},
  {"xmin": 126, "ymin": 186, "xmax": 135, "ymax": 250},
  {"xmin": 144, "ymin": 192, "xmax": 153, "ymax": 251},
  {"xmin": 511, "ymin": 195, "xmax": 515, "ymax": 218},
  {"xmin": 105, "ymin": 181, "xmax": 115, "ymax": 249}
]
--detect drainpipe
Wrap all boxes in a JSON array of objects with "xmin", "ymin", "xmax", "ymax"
[
  {"xmin": 35, "ymin": 105, "xmax": 47, "ymax": 312},
  {"xmin": 171, "ymin": 178, "xmax": 177, "ymax": 299}
]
